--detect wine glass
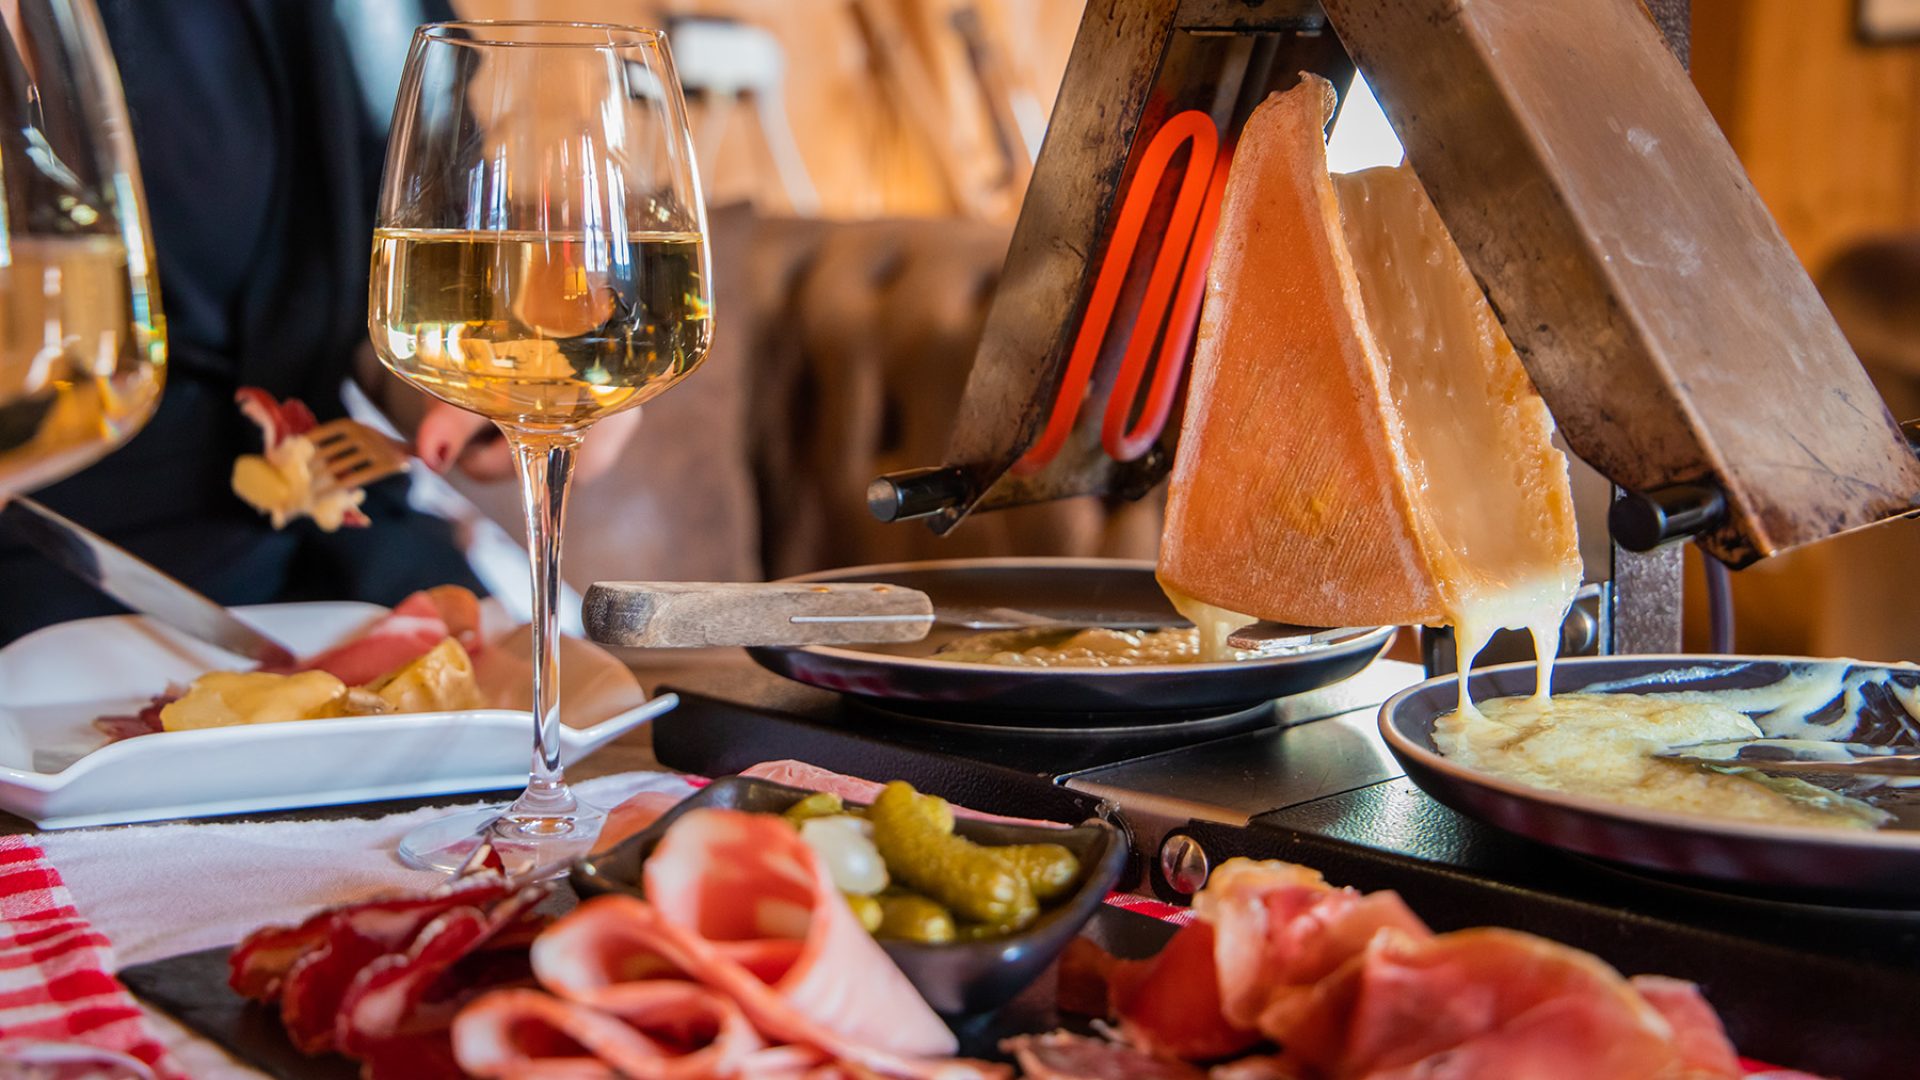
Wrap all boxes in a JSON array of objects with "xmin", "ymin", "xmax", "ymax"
[
  {"xmin": 371, "ymin": 21, "xmax": 711, "ymax": 872},
  {"xmin": 0, "ymin": 0, "xmax": 165, "ymax": 498}
]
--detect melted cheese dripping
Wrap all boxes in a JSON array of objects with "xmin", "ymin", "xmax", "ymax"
[
  {"xmin": 1153, "ymin": 84, "xmax": 1578, "ymax": 700},
  {"xmin": 1333, "ymin": 166, "xmax": 1580, "ymax": 712},
  {"xmin": 1161, "ymin": 583, "xmax": 1258, "ymax": 664}
]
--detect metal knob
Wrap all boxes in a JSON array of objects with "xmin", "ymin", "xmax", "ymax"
[
  {"xmin": 866, "ymin": 467, "xmax": 970, "ymax": 523},
  {"xmin": 1159, "ymin": 833, "xmax": 1211, "ymax": 896},
  {"xmin": 1608, "ymin": 482, "xmax": 1727, "ymax": 552}
]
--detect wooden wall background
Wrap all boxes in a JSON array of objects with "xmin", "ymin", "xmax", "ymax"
[
  {"xmin": 446, "ymin": 0, "xmax": 1920, "ymax": 658},
  {"xmin": 1689, "ymin": 0, "xmax": 1920, "ymax": 660},
  {"xmin": 451, "ymin": 0, "xmax": 1079, "ymax": 219},
  {"xmin": 1692, "ymin": 0, "xmax": 1920, "ymax": 272}
]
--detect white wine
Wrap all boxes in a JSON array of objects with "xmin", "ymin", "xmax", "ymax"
[
  {"xmin": 0, "ymin": 234, "xmax": 164, "ymax": 494},
  {"xmin": 369, "ymin": 228, "xmax": 711, "ymax": 427}
]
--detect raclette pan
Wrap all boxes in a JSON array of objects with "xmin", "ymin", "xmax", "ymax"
[{"xmin": 747, "ymin": 558, "xmax": 1394, "ymax": 722}]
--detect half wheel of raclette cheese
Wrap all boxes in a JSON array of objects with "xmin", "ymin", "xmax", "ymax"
[{"xmin": 1158, "ymin": 75, "xmax": 1580, "ymax": 637}]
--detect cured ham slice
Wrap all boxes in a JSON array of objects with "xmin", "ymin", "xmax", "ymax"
[
  {"xmin": 1192, "ymin": 859, "xmax": 1429, "ymax": 1035},
  {"xmin": 1062, "ymin": 858, "xmax": 1761, "ymax": 1080},
  {"xmin": 1629, "ymin": 976, "xmax": 1744, "ymax": 1079},
  {"xmin": 299, "ymin": 586, "xmax": 482, "ymax": 687},
  {"xmin": 229, "ymin": 875, "xmax": 547, "ymax": 1079},
  {"xmin": 455, "ymin": 809, "xmax": 1007, "ymax": 1079},
  {"xmin": 738, "ymin": 761, "xmax": 1065, "ymax": 829},
  {"xmin": 1280, "ymin": 928, "xmax": 1713, "ymax": 1079},
  {"xmin": 638, "ymin": 808, "xmax": 956, "ymax": 1058},
  {"xmin": 454, "ymin": 983, "xmax": 770, "ymax": 1078},
  {"xmin": 1155, "ymin": 75, "xmax": 1579, "ymax": 667},
  {"xmin": 1105, "ymin": 923, "xmax": 1258, "ymax": 1061}
]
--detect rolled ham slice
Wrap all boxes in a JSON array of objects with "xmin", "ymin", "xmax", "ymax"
[
  {"xmin": 456, "ymin": 809, "xmax": 1006, "ymax": 1080},
  {"xmin": 453, "ymin": 983, "xmax": 769, "ymax": 1079},
  {"xmin": 637, "ymin": 808, "xmax": 957, "ymax": 1061}
]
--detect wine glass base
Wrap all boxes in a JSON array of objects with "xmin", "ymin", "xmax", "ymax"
[{"xmin": 396, "ymin": 802, "xmax": 607, "ymax": 878}]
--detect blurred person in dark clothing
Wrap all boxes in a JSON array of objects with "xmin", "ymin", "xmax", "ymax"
[{"xmin": 0, "ymin": 0, "xmax": 641, "ymax": 644}]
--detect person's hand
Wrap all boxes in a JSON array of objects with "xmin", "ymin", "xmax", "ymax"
[{"xmin": 414, "ymin": 403, "xmax": 644, "ymax": 483}]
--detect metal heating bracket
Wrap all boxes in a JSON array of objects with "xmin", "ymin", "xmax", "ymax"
[{"xmin": 873, "ymin": 0, "xmax": 1920, "ymax": 575}]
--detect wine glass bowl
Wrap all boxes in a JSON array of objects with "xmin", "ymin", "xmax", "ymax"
[
  {"xmin": 371, "ymin": 21, "xmax": 710, "ymax": 431},
  {"xmin": 372, "ymin": 21, "xmax": 711, "ymax": 871},
  {"xmin": 0, "ymin": 0, "xmax": 165, "ymax": 498}
]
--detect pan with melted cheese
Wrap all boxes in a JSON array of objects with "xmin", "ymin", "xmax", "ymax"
[{"xmin": 1435, "ymin": 692, "xmax": 1888, "ymax": 830}]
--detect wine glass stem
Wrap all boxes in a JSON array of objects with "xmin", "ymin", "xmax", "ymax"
[{"xmin": 505, "ymin": 424, "xmax": 583, "ymax": 820}]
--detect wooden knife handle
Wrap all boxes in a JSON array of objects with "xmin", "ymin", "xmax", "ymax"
[{"xmin": 582, "ymin": 581, "xmax": 933, "ymax": 648}]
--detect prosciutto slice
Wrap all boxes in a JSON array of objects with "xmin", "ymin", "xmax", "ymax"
[
  {"xmin": 298, "ymin": 586, "xmax": 482, "ymax": 687},
  {"xmin": 1191, "ymin": 859, "xmax": 1430, "ymax": 1035},
  {"xmin": 454, "ymin": 808, "xmax": 1007, "ymax": 1079},
  {"xmin": 1282, "ymin": 928, "xmax": 1713, "ymax": 1079},
  {"xmin": 229, "ymin": 875, "xmax": 546, "ymax": 1079},
  {"xmin": 1064, "ymin": 858, "xmax": 1765, "ymax": 1080},
  {"xmin": 1105, "ymin": 922, "xmax": 1259, "ymax": 1061}
]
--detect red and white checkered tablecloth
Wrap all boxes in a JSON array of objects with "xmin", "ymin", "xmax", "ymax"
[{"xmin": 0, "ymin": 835, "xmax": 181, "ymax": 1080}]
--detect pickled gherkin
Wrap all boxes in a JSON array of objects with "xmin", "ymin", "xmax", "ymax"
[
  {"xmin": 784, "ymin": 792, "xmax": 847, "ymax": 824},
  {"xmin": 995, "ymin": 843, "xmax": 1080, "ymax": 902},
  {"xmin": 869, "ymin": 782, "xmax": 1038, "ymax": 929},
  {"xmin": 844, "ymin": 892, "xmax": 884, "ymax": 932},
  {"xmin": 875, "ymin": 892, "xmax": 957, "ymax": 944}
]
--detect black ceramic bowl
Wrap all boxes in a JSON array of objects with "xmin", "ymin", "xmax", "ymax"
[{"xmin": 572, "ymin": 776, "xmax": 1129, "ymax": 1015}]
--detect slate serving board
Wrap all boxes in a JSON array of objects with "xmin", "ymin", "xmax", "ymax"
[{"xmin": 120, "ymin": 904, "xmax": 1178, "ymax": 1078}]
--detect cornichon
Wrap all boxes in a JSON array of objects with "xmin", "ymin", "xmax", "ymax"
[
  {"xmin": 869, "ymin": 781, "xmax": 1038, "ymax": 929},
  {"xmin": 844, "ymin": 892, "xmax": 883, "ymax": 932},
  {"xmin": 995, "ymin": 843, "xmax": 1080, "ymax": 902},
  {"xmin": 783, "ymin": 791, "xmax": 846, "ymax": 824},
  {"xmin": 875, "ymin": 891, "xmax": 957, "ymax": 944}
]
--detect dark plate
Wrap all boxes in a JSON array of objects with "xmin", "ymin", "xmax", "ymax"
[
  {"xmin": 572, "ymin": 775, "xmax": 1129, "ymax": 1015},
  {"xmin": 747, "ymin": 558, "xmax": 1394, "ymax": 718},
  {"xmin": 1381, "ymin": 655, "xmax": 1920, "ymax": 901}
]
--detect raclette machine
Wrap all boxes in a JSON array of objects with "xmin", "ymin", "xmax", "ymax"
[{"xmin": 867, "ymin": 0, "xmax": 1920, "ymax": 655}]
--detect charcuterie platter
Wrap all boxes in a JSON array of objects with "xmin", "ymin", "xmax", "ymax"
[{"xmin": 120, "ymin": 763, "xmax": 1844, "ymax": 1078}]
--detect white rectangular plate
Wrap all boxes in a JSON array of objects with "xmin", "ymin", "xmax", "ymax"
[{"xmin": 0, "ymin": 602, "xmax": 677, "ymax": 828}]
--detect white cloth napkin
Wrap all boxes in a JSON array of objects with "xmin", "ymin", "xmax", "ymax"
[{"xmin": 35, "ymin": 771, "xmax": 699, "ymax": 1079}]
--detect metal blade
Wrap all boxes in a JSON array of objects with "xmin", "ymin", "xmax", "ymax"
[
  {"xmin": 1227, "ymin": 622, "xmax": 1374, "ymax": 650},
  {"xmin": 936, "ymin": 606, "xmax": 1183, "ymax": 632},
  {"xmin": 1, "ymin": 496, "xmax": 296, "ymax": 667}
]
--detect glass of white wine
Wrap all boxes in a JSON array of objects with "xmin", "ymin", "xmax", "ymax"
[
  {"xmin": 0, "ymin": 0, "xmax": 165, "ymax": 499},
  {"xmin": 371, "ymin": 21, "xmax": 710, "ymax": 871}
]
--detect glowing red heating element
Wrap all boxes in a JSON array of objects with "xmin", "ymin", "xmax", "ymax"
[{"xmin": 1014, "ymin": 108, "xmax": 1230, "ymax": 475}]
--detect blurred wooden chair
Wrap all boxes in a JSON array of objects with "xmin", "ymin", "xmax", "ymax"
[{"xmin": 446, "ymin": 207, "xmax": 1162, "ymax": 591}]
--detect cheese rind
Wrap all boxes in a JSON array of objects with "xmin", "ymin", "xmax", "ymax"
[{"xmin": 1158, "ymin": 77, "xmax": 1580, "ymax": 661}]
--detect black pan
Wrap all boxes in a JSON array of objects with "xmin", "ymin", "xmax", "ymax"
[
  {"xmin": 747, "ymin": 558, "xmax": 1394, "ymax": 720},
  {"xmin": 1380, "ymin": 655, "xmax": 1920, "ymax": 902}
]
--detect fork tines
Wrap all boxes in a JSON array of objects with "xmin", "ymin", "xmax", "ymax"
[{"xmin": 307, "ymin": 419, "xmax": 410, "ymax": 492}]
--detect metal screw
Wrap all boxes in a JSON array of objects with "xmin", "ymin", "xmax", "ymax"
[{"xmin": 1159, "ymin": 834, "xmax": 1211, "ymax": 896}]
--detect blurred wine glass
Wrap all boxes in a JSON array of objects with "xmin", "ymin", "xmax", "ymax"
[
  {"xmin": 371, "ymin": 21, "xmax": 711, "ymax": 871},
  {"xmin": 0, "ymin": 0, "xmax": 164, "ymax": 499}
]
